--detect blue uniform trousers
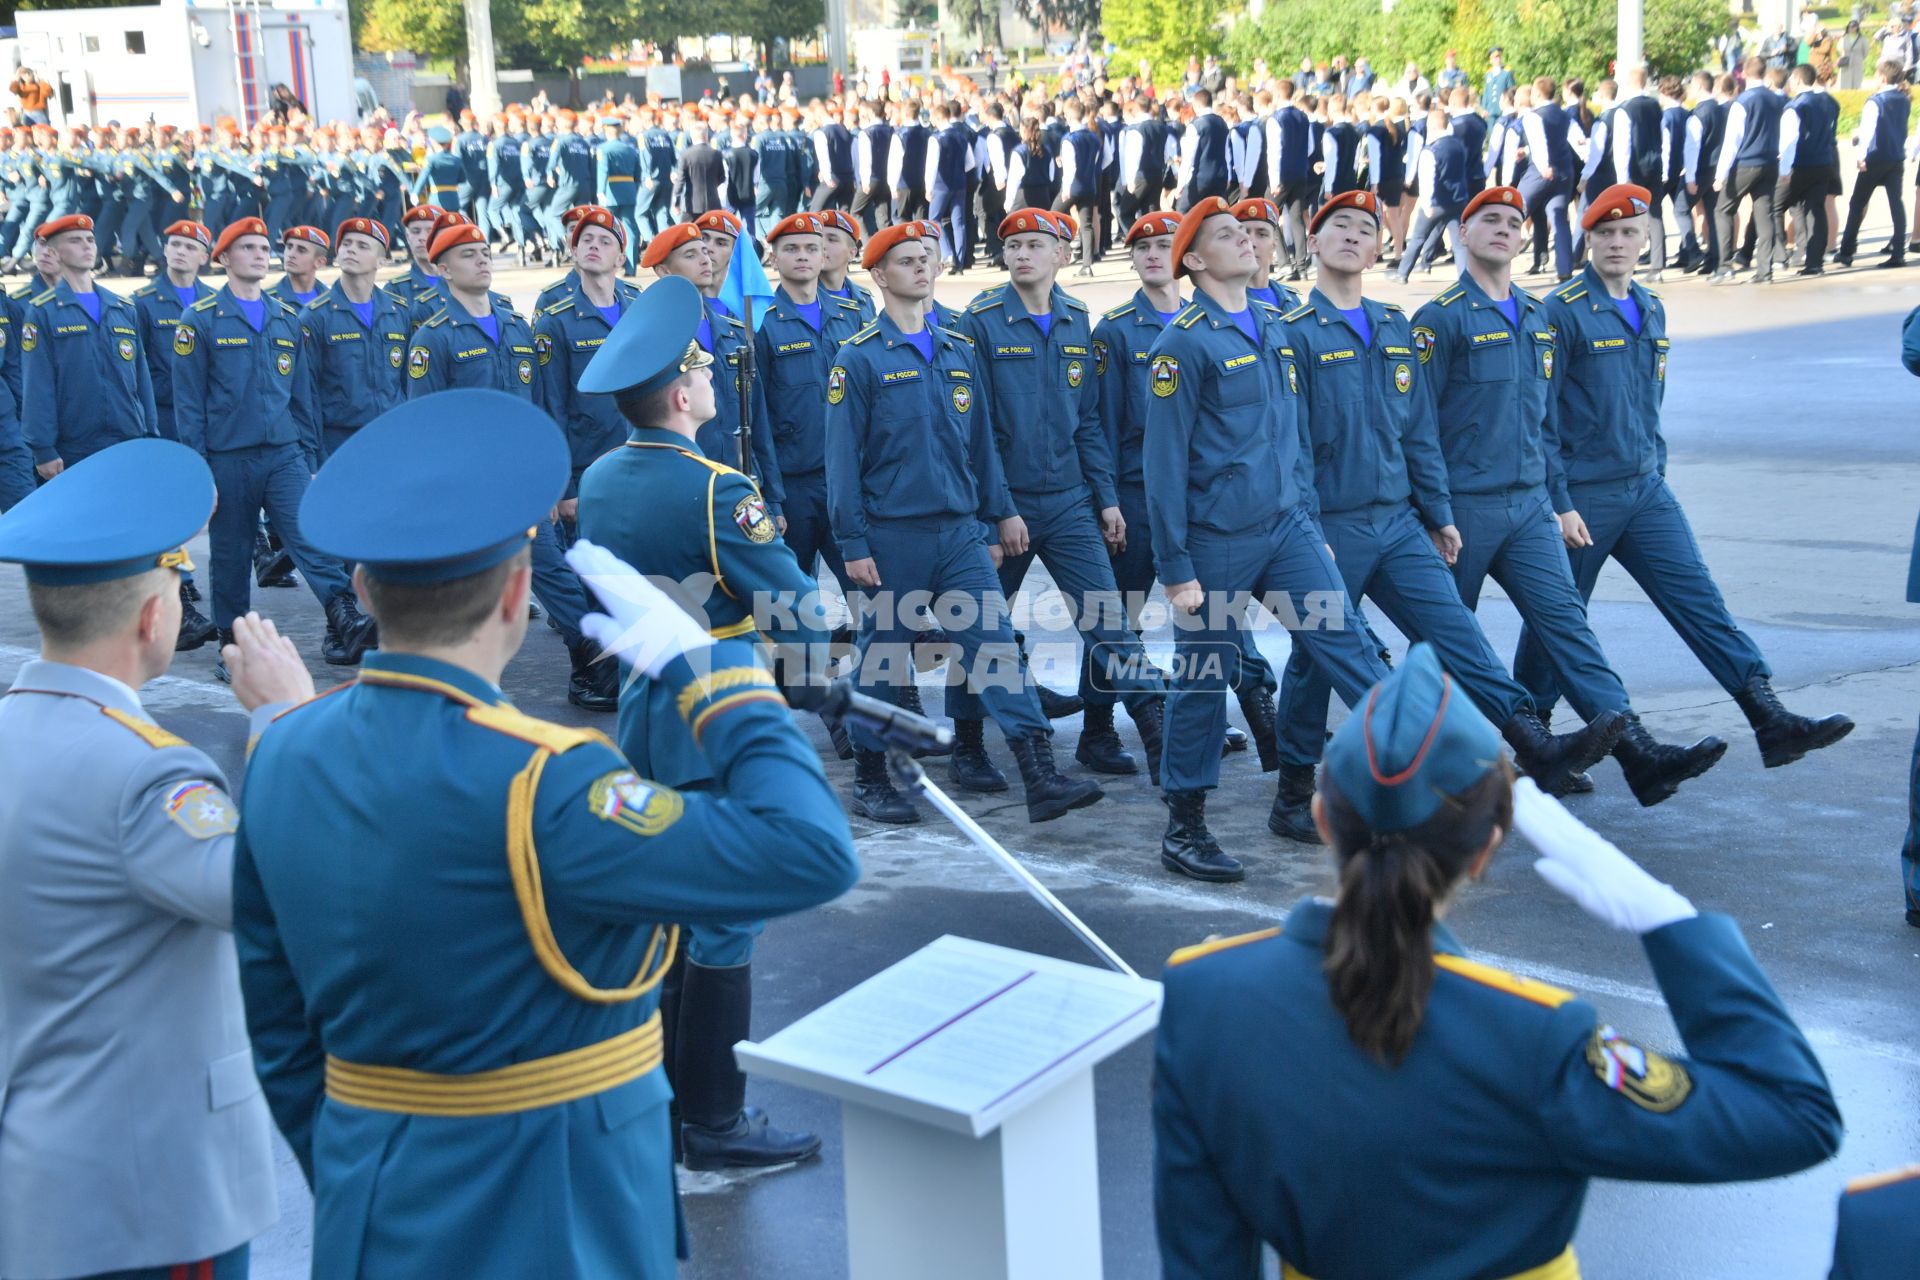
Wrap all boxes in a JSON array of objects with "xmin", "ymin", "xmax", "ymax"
[
  {"xmin": 491, "ymin": 192, "xmax": 531, "ymax": 249},
  {"xmin": 1521, "ymin": 173, "xmax": 1574, "ymax": 277},
  {"xmin": 639, "ymin": 191, "xmax": 675, "ymax": 240},
  {"xmin": 948, "ymin": 487, "xmax": 1162, "ymax": 718},
  {"xmin": 854, "ymin": 516, "xmax": 1048, "ymax": 747},
  {"xmin": 263, "ymin": 193, "xmax": 298, "ymax": 246},
  {"xmin": 1513, "ymin": 472, "xmax": 1769, "ymax": 712},
  {"xmin": 779, "ymin": 469, "xmax": 848, "ymax": 591},
  {"xmin": 206, "ymin": 444, "xmax": 351, "ymax": 629},
  {"xmin": 91, "ymin": 197, "xmax": 130, "ymax": 265},
  {"xmin": 1451, "ymin": 489, "xmax": 1631, "ymax": 723},
  {"xmin": 608, "ymin": 201, "xmax": 641, "ymax": 272},
  {"xmin": 0, "ymin": 422, "xmax": 34, "ymax": 510},
  {"xmin": 119, "ymin": 196, "xmax": 166, "ymax": 263},
  {"xmin": 81, "ymin": 1242, "xmax": 249, "ymax": 1279},
  {"xmin": 529, "ymin": 517, "xmax": 589, "ymax": 648},
  {"xmin": 1276, "ymin": 504, "xmax": 1529, "ymax": 768},
  {"xmin": 7, "ymin": 189, "xmax": 46, "ymax": 257},
  {"xmin": 1168, "ymin": 506, "xmax": 1389, "ymax": 791},
  {"xmin": 1905, "ymin": 721, "xmax": 1920, "ymax": 916}
]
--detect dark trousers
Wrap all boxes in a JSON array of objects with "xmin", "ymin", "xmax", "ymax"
[
  {"xmin": 778, "ymin": 469, "xmax": 848, "ymax": 592},
  {"xmin": 1775, "ymin": 165, "xmax": 1834, "ymax": 269},
  {"xmin": 529, "ymin": 517, "xmax": 588, "ymax": 647},
  {"xmin": 849, "ymin": 181, "xmax": 892, "ymax": 235},
  {"xmin": 1716, "ymin": 164, "xmax": 1778, "ymax": 277},
  {"xmin": 1520, "ymin": 173, "xmax": 1574, "ymax": 276},
  {"xmin": 1115, "ymin": 184, "xmax": 1148, "ymax": 243},
  {"xmin": 1275, "ymin": 178, "xmax": 1313, "ymax": 272},
  {"xmin": 1839, "ymin": 161, "xmax": 1908, "ymax": 260},
  {"xmin": 0, "ymin": 418, "xmax": 34, "ymax": 510},
  {"xmin": 980, "ymin": 181, "xmax": 1008, "ymax": 264},
  {"xmin": 894, "ymin": 186, "xmax": 929, "ymax": 223},
  {"xmin": 809, "ymin": 178, "xmax": 854, "ymax": 212},
  {"xmin": 82, "ymin": 1240, "xmax": 249, "ymax": 1279},
  {"xmin": 206, "ymin": 444, "xmax": 351, "ymax": 631},
  {"xmin": 1904, "ymin": 716, "xmax": 1920, "ymax": 916},
  {"xmin": 930, "ymin": 191, "xmax": 970, "ymax": 267},
  {"xmin": 1276, "ymin": 504, "xmax": 1532, "ymax": 766},
  {"xmin": 1668, "ymin": 182, "xmax": 1699, "ymax": 264},
  {"xmin": 1168, "ymin": 505, "xmax": 1388, "ymax": 790},
  {"xmin": 92, "ymin": 196, "xmax": 130, "ymax": 265},
  {"xmin": 1513, "ymin": 473, "xmax": 1770, "ymax": 712},
  {"xmin": 640, "ymin": 191, "xmax": 675, "ymax": 239},
  {"xmin": 1398, "ymin": 203, "xmax": 1464, "ymax": 279}
]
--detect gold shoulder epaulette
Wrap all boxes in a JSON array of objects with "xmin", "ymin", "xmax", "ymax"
[
  {"xmin": 1434, "ymin": 954, "xmax": 1575, "ymax": 1008},
  {"xmin": 1554, "ymin": 280, "xmax": 1587, "ymax": 302},
  {"xmin": 1173, "ymin": 305, "xmax": 1205, "ymax": 329},
  {"xmin": 466, "ymin": 702, "xmax": 610, "ymax": 754},
  {"xmin": 829, "ymin": 295, "xmax": 862, "ymax": 310},
  {"xmin": 1280, "ymin": 302, "xmax": 1314, "ymax": 323},
  {"xmin": 1434, "ymin": 284, "xmax": 1465, "ymax": 306},
  {"xmin": 1063, "ymin": 293, "xmax": 1088, "ymax": 311},
  {"xmin": 421, "ymin": 309, "xmax": 449, "ymax": 329},
  {"xmin": 1102, "ymin": 302, "xmax": 1136, "ymax": 322},
  {"xmin": 1845, "ymin": 1165, "xmax": 1920, "ymax": 1196},
  {"xmin": 1381, "ymin": 301, "xmax": 1404, "ymax": 313},
  {"xmin": 1253, "ymin": 299, "xmax": 1282, "ymax": 315},
  {"xmin": 944, "ymin": 326, "xmax": 975, "ymax": 344},
  {"xmin": 100, "ymin": 705, "xmax": 188, "ymax": 749},
  {"xmin": 132, "ymin": 282, "xmax": 157, "ymax": 299},
  {"xmin": 269, "ymin": 680, "xmax": 354, "ymax": 723},
  {"xmin": 849, "ymin": 323, "xmax": 879, "ymax": 344},
  {"xmin": 270, "ymin": 295, "xmax": 299, "ymax": 314},
  {"xmin": 189, "ymin": 294, "xmax": 219, "ymax": 312},
  {"xmin": 542, "ymin": 297, "xmax": 576, "ymax": 315},
  {"xmin": 1168, "ymin": 926, "xmax": 1282, "ymax": 967},
  {"xmin": 31, "ymin": 287, "xmax": 58, "ymax": 306},
  {"xmin": 1641, "ymin": 284, "xmax": 1662, "ymax": 300},
  {"xmin": 967, "ymin": 293, "xmax": 1004, "ymax": 313}
]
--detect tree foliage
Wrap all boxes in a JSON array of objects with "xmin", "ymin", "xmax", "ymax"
[
  {"xmin": 947, "ymin": 0, "xmax": 1004, "ymax": 48},
  {"xmin": 1105, "ymin": 0, "xmax": 1227, "ymax": 86},
  {"xmin": 357, "ymin": 0, "xmax": 822, "ymax": 73}
]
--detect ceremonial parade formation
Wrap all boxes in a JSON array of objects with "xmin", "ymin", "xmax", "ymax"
[{"xmin": 1, "ymin": 21, "xmax": 1919, "ymax": 1280}]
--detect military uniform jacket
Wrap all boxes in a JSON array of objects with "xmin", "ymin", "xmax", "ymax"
[
  {"xmin": 1412, "ymin": 274, "xmax": 1560, "ymax": 504},
  {"xmin": 822, "ymin": 278, "xmax": 877, "ymax": 324},
  {"xmin": 548, "ymin": 132, "xmax": 597, "ymax": 201},
  {"xmin": 824, "ymin": 311, "xmax": 1018, "ymax": 563},
  {"xmin": 0, "ymin": 289, "xmax": 22, "ymax": 442},
  {"xmin": 234, "ymin": 646, "xmax": 857, "ymax": 1279},
  {"xmin": 1830, "ymin": 1166, "xmax": 1920, "ymax": 1279},
  {"xmin": 0, "ymin": 661, "xmax": 278, "ymax": 1277},
  {"xmin": 301, "ymin": 281, "xmax": 410, "ymax": 434},
  {"xmin": 171, "ymin": 286, "xmax": 314, "ymax": 457},
  {"xmin": 132, "ymin": 277, "xmax": 215, "ymax": 421},
  {"xmin": 411, "ymin": 149, "xmax": 465, "ymax": 205},
  {"xmin": 533, "ymin": 279, "xmax": 642, "ymax": 493},
  {"xmin": 265, "ymin": 277, "xmax": 324, "ymax": 312},
  {"xmin": 389, "ymin": 263, "xmax": 441, "ymax": 323},
  {"xmin": 957, "ymin": 283, "xmax": 1117, "ymax": 507},
  {"xmin": 753, "ymin": 285, "xmax": 866, "ymax": 479},
  {"xmin": 1544, "ymin": 266, "xmax": 1670, "ymax": 507},
  {"xmin": 1283, "ymin": 288, "xmax": 1454, "ymax": 527},
  {"xmin": 1153, "ymin": 898, "xmax": 1842, "ymax": 1280},
  {"xmin": 694, "ymin": 297, "xmax": 784, "ymax": 514},
  {"xmin": 1091, "ymin": 289, "xmax": 1180, "ymax": 490},
  {"xmin": 406, "ymin": 296, "xmax": 541, "ymax": 403},
  {"xmin": 579, "ymin": 426, "xmax": 828, "ymax": 786},
  {"xmin": 596, "ymin": 137, "xmax": 642, "ymax": 205},
  {"xmin": 1143, "ymin": 287, "xmax": 1315, "ymax": 585},
  {"xmin": 21, "ymin": 279, "xmax": 157, "ymax": 465},
  {"xmin": 534, "ymin": 269, "xmax": 581, "ymax": 316}
]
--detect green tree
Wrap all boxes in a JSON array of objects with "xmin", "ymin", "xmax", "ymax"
[
  {"xmin": 1106, "ymin": 0, "xmax": 1226, "ymax": 87},
  {"xmin": 895, "ymin": 0, "xmax": 938, "ymax": 27},
  {"xmin": 1223, "ymin": 0, "xmax": 1381, "ymax": 81},
  {"xmin": 1012, "ymin": 0, "xmax": 1103, "ymax": 43},
  {"xmin": 947, "ymin": 0, "xmax": 1003, "ymax": 48},
  {"xmin": 1641, "ymin": 0, "xmax": 1724, "ymax": 79},
  {"xmin": 713, "ymin": 0, "xmax": 826, "ymax": 63}
]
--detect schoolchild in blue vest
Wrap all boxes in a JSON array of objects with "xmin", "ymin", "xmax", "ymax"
[
  {"xmin": 1776, "ymin": 65, "xmax": 1840, "ymax": 276},
  {"xmin": 1154, "ymin": 644, "xmax": 1841, "ymax": 1280},
  {"xmin": 928, "ymin": 101, "xmax": 977, "ymax": 271},
  {"xmin": 1710, "ymin": 58, "xmax": 1787, "ymax": 283},
  {"xmin": 1399, "ymin": 107, "xmax": 1473, "ymax": 279},
  {"xmin": 241, "ymin": 387, "xmax": 857, "ymax": 1279},
  {"xmin": 1513, "ymin": 185, "xmax": 1853, "ymax": 770},
  {"xmin": 1520, "ymin": 80, "xmax": 1580, "ymax": 279},
  {"xmin": 1836, "ymin": 60, "xmax": 1912, "ymax": 268}
]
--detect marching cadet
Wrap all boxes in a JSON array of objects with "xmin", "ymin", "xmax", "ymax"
[
  {"xmin": 411, "ymin": 125, "xmax": 464, "ymax": 212},
  {"xmin": 389, "ymin": 204, "xmax": 445, "ymax": 318},
  {"xmin": 486, "ymin": 116, "xmax": 535, "ymax": 265},
  {"xmin": 266, "ymin": 224, "xmax": 329, "ymax": 310},
  {"xmin": 172, "ymin": 217, "xmax": 376, "ymax": 673},
  {"xmin": 753, "ymin": 211, "xmax": 865, "ymax": 596},
  {"xmin": 14, "ymin": 231, "xmax": 60, "ymax": 300},
  {"xmin": 693, "ymin": 207, "xmax": 746, "ymax": 295},
  {"xmin": 1143, "ymin": 197, "xmax": 1391, "ymax": 882},
  {"xmin": 546, "ymin": 111, "xmax": 598, "ymax": 245},
  {"xmin": 639, "ymin": 108, "xmax": 680, "ymax": 241},
  {"xmin": 1829, "ymin": 1166, "xmax": 1920, "ymax": 1277},
  {"xmin": 1152, "ymin": 645, "xmax": 1843, "ymax": 1280},
  {"xmin": 22, "ymin": 215, "xmax": 158, "ymax": 480},
  {"xmin": 300, "ymin": 215, "xmax": 408, "ymax": 462},
  {"xmin": 1232, "ymin": 197, "xmax": 1299, "ymax": 312},
  {"xmin": 595, "ymin": 116, "xmax": 644, "ymax": 274},
  {"xmin": 816, "ymin": 208, "xmax": 879, "ymax": 321},
  {"xmin": 576, "ymin": 274, "xmax": 833, "ymax": 1171},
  {"xmin": 1513, "ymin": 185, "xmax": 1854, "ymax": 769},
  {"xmin": 407, "ymin": 216, "xmax": 614, "ymax": 712},
  {"xmin": 825, "ymin": 222, "xmax": 1103, "ymax": 824},
  {"xmin": 0, "ymin": 275, "xmax": 28, "ymax": 512},
  {"xmin": 949, "ymin": 207, "xmax": 1165, "ymax": 788},
  {"xmin": 533, "ymin": 204, "xmax": 594, "ymax": 312},
  {"xmin": 235, "ymin": 390, "xmax": 858, "ymax": 1279},
  {"xmin": 1272, "ymin": 190, "xmax": 1623, "ymax": 843},
  {"xmin": 642, "ymin": 220, "xmax": 784, "ymax": 506},
  {"xmin": 1413, "ymin": 186, "xmax": 1727, "ymax": 806},
  {"xmin": 0, "ymin": 438, "xmax": 313, "ymax": 1280}
]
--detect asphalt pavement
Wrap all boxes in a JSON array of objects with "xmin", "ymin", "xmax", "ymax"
[{"xmin": 6, "ymin": 237, "xmax": 1918, "ymax": 1279}]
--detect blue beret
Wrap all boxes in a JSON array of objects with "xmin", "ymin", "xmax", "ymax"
[
  {"xmin": 0, "ymin": 439, "xmax": 211, "ymax": 585},
  {"xmin": 427, "ymin": 126, "xmax": 453, "ymax": 144},
  {"xmin": 300, "ymin": 390, "xmax": 570, "ymax": 585},
  {"xmin": 576, "ymin": 274, "xmax": 714, "ymax": 396},
  {"xmin": 1323, "ymin": 644, "xmax": 1504, "ymax": 833}
]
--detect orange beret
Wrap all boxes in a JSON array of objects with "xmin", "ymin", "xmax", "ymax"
[
  {"xmin": 861, "ymin": 221, "xmax": 926, "ymax": 271},
  {"xmin": 210, "ymin": 217, "xmax": 270, "ymax": 260},
  {"xmin": 334, "ymin": 216, "xmax": 390, "ymax": 250},
  {"xmin": 1308, "ymin": 190, "xmax": 1380, "ymax": 236},
  {"xmin": 560, "ymin": 205, "xmax": 596, "ymax": 228},
  {"xmin": 1051, "ymin": 210, "xmax": 1078, "ymax": 238},
  {"xmin": 997, "ymin": 207, "xmax": 1061, "ymax": 241},
  {"xmin": 429, "ymin": 211, "xmax": 474, "ymax": 240},
  {"xmin": 1231, "ymin": 197, "xmax": 1280, "ymax": 226},
  {"xmin": 428, "ymin": 222, "xmax": 487, "ymax": 262},
  {"xmin": 1126, "ymin": 212, "xmax": 1182, "ymax": 244},
  {"xmin": 569, "ymin": 205, "xmax": 625, "ymax": 248},
  {"xmin": 35, "ymin": 213, "xmax": 93, "ymax": 241},
  {"xmin": 912, "ymin": 220, "xmax": 943, "ymax": 240},
  {"xmin": 1462, "ymin": 186, "xmax": 1524, "ymax": 223},
  {"xmin": 401, "ymin": 205, "xmax": 441, "ymax": 226},
  {"xmin": 1170, "ymin": 196, "xmax": 1234, "ymax": 278},
  {"xmin": 1580, "ymin": 183, "xmax": 1653, "ymax": 231},
  {"xmin": 767, "ymin": 212, "xmax": 824, "ymax": 241},
  {"xmin": 694, "ymin": 209, "xmax": 744, "ymax": 236},
  {"xmin": 816, "ymin": 209, "xmax": 862, "ymax": 242},
  {"xmin": 641, "ymin": 222, "xmax": 705, "ymax": 269},
  {"xmin": 282, "ymin": 225, "xmax": 331, "ymax": 251},
  {"xmin": 163, "ymin": 220, "xmax": 212, "ymax": 249}
]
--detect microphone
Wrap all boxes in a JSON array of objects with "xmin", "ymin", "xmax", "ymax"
[{"xmin": 787, "ymin": 677, "xmax": 954, "ymax": 755}]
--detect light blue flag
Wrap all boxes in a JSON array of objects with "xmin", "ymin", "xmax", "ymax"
[{"xmin": 718, "ymin": 236, "xmax": 776, "ymax": 331}]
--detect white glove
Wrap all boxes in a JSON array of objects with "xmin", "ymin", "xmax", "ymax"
[
  {"xmin": 565, "ymin": 540, "xmax": 716, "ymax": 679},
  {"xmin": 1513, "ymin": 778, "xmax": 1697, "ymax": 935}
]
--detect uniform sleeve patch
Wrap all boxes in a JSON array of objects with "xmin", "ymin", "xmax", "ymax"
[
  {"xmin": 586, "ymin": 769, "xmax": 684, "ymax": 836},
  {"xmin": 826, "ymin": 365, "xmax": 847, "ymax": 405},
  {"xmin": 1150, "ymin": 354, "xmax": 1179, "ymax": 397},
  {"xmin": 733, "ymin": 493, "xmax": 777, "ymax": 543},
  {"xmin": 535, "ymin": 332, "xmax": 553, "ymax": 365},
  {"xmin": 19, "ymin": 320, "xmax": 35, "ymax": 353},
  {"xmin": 408, "ymin": 345, "xmax": 429, "ymax": 379},
  {"xmin": 1586, "ymin": 1024, "xmax": 1692, "ymax": 1113},
  {"xmin": 164, "ymin": 781, "xmax": 239, "ymax": 840}
]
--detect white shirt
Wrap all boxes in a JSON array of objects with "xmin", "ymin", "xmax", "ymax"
[
  {"xmin": 1683, "ymin": 114, "xmax": 1704, "ymax": 185},
  {"xmin": 1119, "ymin": 125, "xmax": 1144, "ymax": 187},
  {"xmin": 812, "ymin": 128, "xmax": 834, "ymax": 182},
  {"xmin": 1176, "ymin": 108, "xmax": 1213, "ymax": 192},
  {"xmin": 986, "ymin": 128, "xmax": 1011, "ymax": 187},
  {"xmin": 855, "ymin": 129, "xmax": 875, "ymax": 186}
]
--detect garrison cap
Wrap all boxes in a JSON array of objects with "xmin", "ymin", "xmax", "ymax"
[
  {"xmin": 575, "ymin": 274, "xmax": 713, "ymax": 396},
  {"xmin": 1581, "ymin": 183, "xmax": 1653, "ymax": 231},
  {"xmin": 1324, "ymin": 644, "xmax": 1505, "ymax": 833},
  {"xmin": 0, "ymin": 439, "xmax": 211, "ymax": 586},
  {"xmin": 301, "ymin": 390, "xmax": 570, "ymax": 585}
]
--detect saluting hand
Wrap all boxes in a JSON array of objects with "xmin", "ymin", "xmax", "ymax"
[
  {"xmin": 1514, "ymin": 779, "xmax": 1696, "ymax": 935},
  {"xmin": 568, "ymin": 540, "xmax": 716, "ymax": 678},
  {"xmin": 222, "ymin": 612, "xmax": 316, "ymax": 712}
]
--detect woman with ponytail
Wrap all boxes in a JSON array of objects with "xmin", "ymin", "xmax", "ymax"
[{"xmin": 1152, "ymin": 644, "xmax": 1843, "ymax": 1280}]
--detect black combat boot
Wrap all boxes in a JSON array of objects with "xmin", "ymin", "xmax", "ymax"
[
  {"xmin": 1036, "ymin": 683, "xmax": 1085, "ymax": 720},
  {"xmin": 1074, "ymin": 701, "xmax": 1137, "ymax": 774},
  {"xmin": 1236, "ymin": 681, "xmax": 1281, "ymax": 772},
  {"xmin": 1222, "ymin": 725, "xmax": 1249, "ymax": 754},
  {"xmin": 1501, "ymin": 708, "xmax": 1626, "ymax": 794},
  {"xmin": 1540, "ymin": 706, "xmax": 1595, "ymax": 793},
  {"xmin": 321, "ymin": 592, "xmax": 377, "ymax": 666},
  {"xmin": 1611, "ymin": 713, "xmax": 1728, "ymax": 807},
  {"xmin": 181, "ymin": 577, "xmax": 203, "ymax": 603},
  {"xmin": 947, "ymin": 717, "xmax": 1009, "ymax": 792},
  {"xmin": 253, "ymin": 529, "xmax": 296, "ymax": 587},
  {"xmin": 677, "ymin": 960, "xmax": 822, "ymax": 1171},
  {"xmin": 898, "ymin": 681, "xmax": 950, "ymax": 756},
  {"xmin": 1129, "ymin": 696, "xmax": 1165, "ymax": 787},
  {"xmin": 827, "ymin": 717, "xmax": 855, "ymax": 761},
  {"xmin": 1161, "ymin": 790, "xmax": 1245, "ymax": 882},
  {"xmin": 211, "ymin": 628, "xmax": 236, "ymax": 684},
  {"xmin": 1732, "ymin": 676, "xmax": 1854, "ymax": 768},
  {"xmin": 176, "ymin": 581, "xmax": 216, "ymax": 652},
  {"xmin": 851, "ymin": 747, "xmax": 919, "ymax": 823},
  {"xmin": 1267, "ymin": 762, "xmax": 1321, "ymax": 843},
  {"xmin": 566, "ymin": 639, "xmax": 618, "ymax": 712},
  {"xmin": 1007, "ymin": 732, "xmax": 1103, "ymax": 823}
]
